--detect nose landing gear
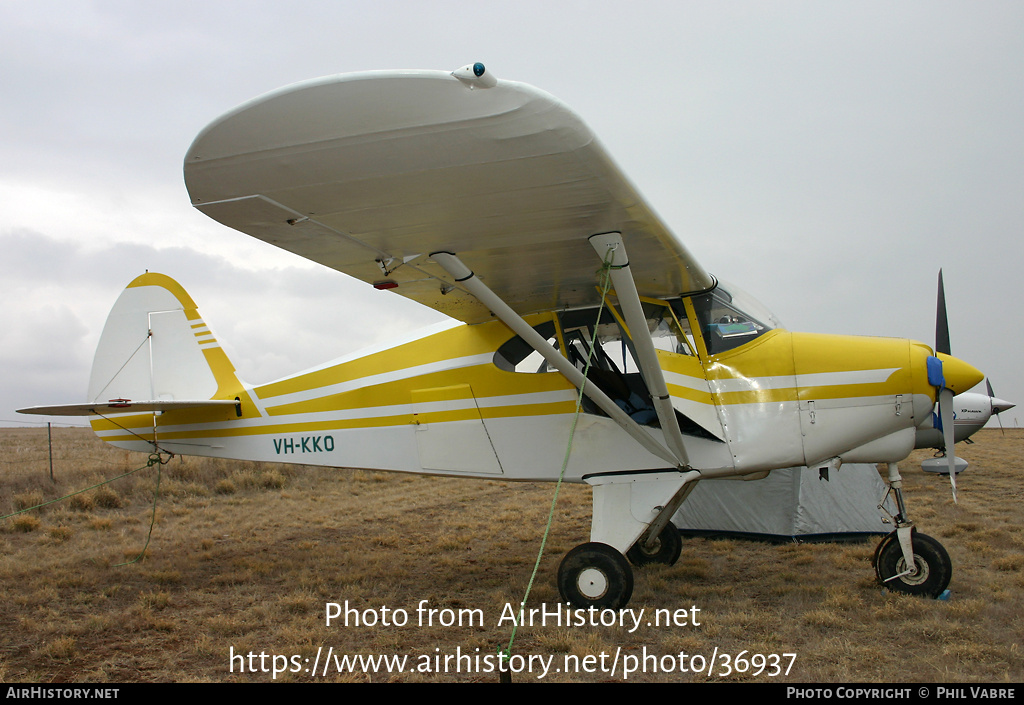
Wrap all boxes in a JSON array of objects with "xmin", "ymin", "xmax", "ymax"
[
  {"xmin": 873, "ymin": 530, "xmax": 952, "ymax": 598},
  {"xmin": 874, "ymin": 463, "xmax": 953, "ymax": 598}
]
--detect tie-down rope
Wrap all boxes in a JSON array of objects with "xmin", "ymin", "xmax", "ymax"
[
  {"xmin": 501, "ymin": 245, "xmax": 620, "ymax": 670},
  {"xmin": 1, "ymin": 450, "xmax": 173, "ymax": 565}
]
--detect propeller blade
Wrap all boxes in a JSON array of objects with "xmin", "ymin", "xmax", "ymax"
[
  {"xmin": 939, "ymin": 387, "xmax": 958, "ymax": 503},
  {"xmin": 935, "ymin": 270, "xmax": 951, "ymax": 356},
  {"xmin": 932, "ymin": 270, "xmax": 963, "ymax": 500}
]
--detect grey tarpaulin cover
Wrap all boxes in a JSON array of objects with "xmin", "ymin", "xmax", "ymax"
[{"xmin": 672, "ymin": 464, "xmax": 895, "ymax": 541}]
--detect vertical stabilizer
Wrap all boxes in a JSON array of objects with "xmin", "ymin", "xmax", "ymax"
[{"xmin": 88, "ymin": 273, "xmax": 243, "ymax": 405}]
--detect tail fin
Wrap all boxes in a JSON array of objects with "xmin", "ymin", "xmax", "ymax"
[
  {"xmin": 18, "ymin": 273, "xmax": 250, "ymax": 443},
  {"xmin": 88, "ymin": 272, "xmax": 244, "ymax": 406}
]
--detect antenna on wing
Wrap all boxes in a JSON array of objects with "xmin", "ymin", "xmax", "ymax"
[{"xmin": 452, "ymin": 62, "xmax": 497, "ymax": 89}]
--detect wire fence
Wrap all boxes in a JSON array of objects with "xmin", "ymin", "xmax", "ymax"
[
  {"xmin": 0, "ymin": 424, "xmax": 134, "ymax": 487},
  {"xmin": 1, "ymin": 423, "xmax": 308, "ymax": 523}
]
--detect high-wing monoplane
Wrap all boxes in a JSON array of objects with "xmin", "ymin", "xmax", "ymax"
[{"xmin": 21, "ymin": 64, "xmax": 988, "ymax": 608}]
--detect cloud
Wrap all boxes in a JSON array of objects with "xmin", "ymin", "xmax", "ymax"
[
  {"xmin": 0, "ymin": 228, "xmax": 445, "ymax": 423},
  {"xmin": 2, "ymin": 2, "xmax": 1023, "ymax": 429}
]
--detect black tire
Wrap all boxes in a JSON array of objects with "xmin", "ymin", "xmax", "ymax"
[
  {"xmin": 627, "ymin": 524, "xmax": 682, "ymax": 567},
  {"xmin": 557, "ymin": 542, "xmax": 634, "ymax": 610},
  {"xmin": 874, "ymin": 531, "xmax": 952, "ymax": 598}
]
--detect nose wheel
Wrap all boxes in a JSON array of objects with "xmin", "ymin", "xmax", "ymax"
[
  {"xmin": 873, "ymin": 531, "xmax": 952, "ymax": 598},
  {"xmin": 557, "ymin": 542, "xmax": 634, "ymax": 609}
]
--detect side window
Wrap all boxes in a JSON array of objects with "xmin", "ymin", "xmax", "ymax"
[
  {"xmin": 492, "ymin": 299, "xmax": 699, "ymax": 374},
  {"xmin": 558, "ymin": 308, "xmax": 625, "ymax": 373},
  {"xmin": 642, "ymin": 301, "xmax": 695, "ymax": 357},
  {"xmin": 493, "ymin": 321, "xmax": 559, "ymax": 373}
]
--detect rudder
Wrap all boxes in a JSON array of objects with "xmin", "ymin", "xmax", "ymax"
[{"xmin": 88, "ymin": 272, "xmax": 245, "ymax": 407}]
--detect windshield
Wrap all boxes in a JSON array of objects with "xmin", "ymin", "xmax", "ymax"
[{"xmin": 687, "ymin": 283, "xmax": 779, "ymax": 355}]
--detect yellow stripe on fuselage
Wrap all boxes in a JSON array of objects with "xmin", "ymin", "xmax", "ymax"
[
  {"xmin": 701, "ymin": 330, "xmax": 921, "ymax": 406},
  {"xmin": 255, "ymin": 315, "xmax": 544, "ymax": 400},
  {"xmin": 263, "ymin": 363, "xmax": 572, "ymax": 416},
  {"xmin": 88, "ymin": 309, "xmax": 929, "ymax": 452},
  {"xmin": 92, "ymin": 398, "xmax": 578, "ymax": 443}
]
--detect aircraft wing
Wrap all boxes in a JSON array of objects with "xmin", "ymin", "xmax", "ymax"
[{"xmin": 184, "ymin": 69, "xmax": 713, "ymax": 324}]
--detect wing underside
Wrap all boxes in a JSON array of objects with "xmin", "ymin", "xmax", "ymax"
[{"xmin": 185, "ymin": 69, "xmax": 713, "ymax": 323}]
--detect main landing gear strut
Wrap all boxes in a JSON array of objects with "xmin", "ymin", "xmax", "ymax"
[
  {"xmin": 873, "ymin": 462, "xmax": 952, "ymax": 598},
  {"xmin": 557, "ymin": 470, "xmax": 697, "ymax": 610}
]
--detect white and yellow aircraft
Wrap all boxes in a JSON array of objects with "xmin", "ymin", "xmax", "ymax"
[
  {"xmin": 21, "ymin": 64, "xmax": 986, "ymax": 609},
  {"xmin": 915, "ymin": 379, "xmax": 1014, "ymax": 475}
]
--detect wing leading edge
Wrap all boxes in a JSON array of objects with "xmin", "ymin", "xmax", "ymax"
[{"xmin": 185, "ymin": 68, "xmax": 713, "ymax": 323}]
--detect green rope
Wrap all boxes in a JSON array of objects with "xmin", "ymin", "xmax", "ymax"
[
  {"xmin": 2, "ymin": 451, "xmax": 173, "ymax": 565},
  {"xmin": 502, "ymin": 247, "xmax": 618, "ymax": 664},
  {"xmin": 114, "ymin": 454, "xmax": 167, "ymax": 566}
]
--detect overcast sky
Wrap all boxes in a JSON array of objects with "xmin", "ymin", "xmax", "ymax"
[{"xmin": 3, "ymin": 1, "xmax": 1022, "ymax": 432}]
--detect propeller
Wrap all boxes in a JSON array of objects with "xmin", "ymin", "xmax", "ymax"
[
  {"xmin": 935, "ymin": 271, "xmax": 951, "ymax": 357},
  {"xmin": 932, "ymin": 270, "xmax": 959, "ymax": 502}
]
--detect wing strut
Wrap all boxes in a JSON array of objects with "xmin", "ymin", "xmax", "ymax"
[
  {"xmin": 589, "ymin": 232, "xmax": 691, "ymax": 468},
  {"xmin": 430, "ymin": 251, "xmax": 681, "ymax": 468}
]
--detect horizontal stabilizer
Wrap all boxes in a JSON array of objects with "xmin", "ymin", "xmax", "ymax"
[{"xmin": 18, "ymin": 399, "xmax": 239, "ymax": 417}]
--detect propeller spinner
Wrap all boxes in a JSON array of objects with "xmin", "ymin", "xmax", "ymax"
[{"xmin": 986, "ymin": 378, "xmax": 1015, "ymax": 435}]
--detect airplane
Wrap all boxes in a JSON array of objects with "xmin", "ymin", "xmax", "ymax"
[
  {"xmin": 20, "ymin": 63, "xmax": 988, "ymax": 609},
  {"xmin": 915, "ymin": 380, "xmax": 1014, "ymax": 475}
]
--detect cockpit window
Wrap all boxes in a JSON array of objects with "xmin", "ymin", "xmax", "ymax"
[
  {"xmin": 642, "ymin": 301, "xmax": 695, "ymax": 357},
  {"xmin": 494, "ymin": 300, "xmax": 700, "ymax": 375},
  {"xmin": 493, "ymin": 321, "xmax": 558, "ymax": 373},
  {"xmin": 687, "ymin": 285, "xmax": 775, "ymax": 355}
]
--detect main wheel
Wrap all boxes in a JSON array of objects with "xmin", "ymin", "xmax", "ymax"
[
  {"xmin": 557, "ymin": 542, "xmax": 634, "ymax": 609},
  {"xmin": 627, "ymin": 524, "xmax": 682, "ymax": 567},
  {"xmin": 874, "ymin": 531, "xmax": 952, "ymax": 598}
]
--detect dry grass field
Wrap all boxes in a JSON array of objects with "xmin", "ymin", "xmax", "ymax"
[{"xmin": 0, "ymin": 425, "xmax": 1021, "ymax": 683}]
